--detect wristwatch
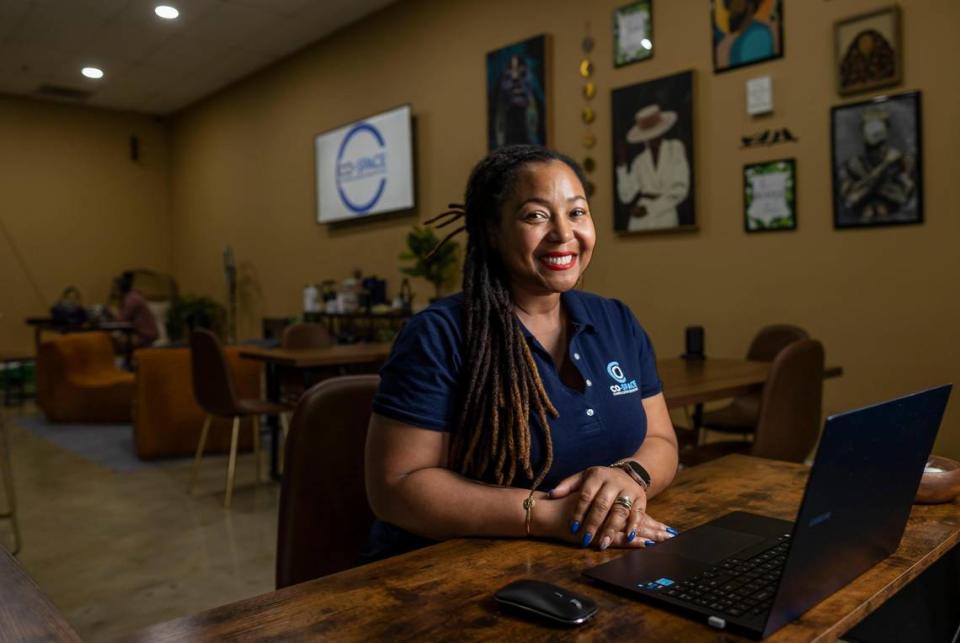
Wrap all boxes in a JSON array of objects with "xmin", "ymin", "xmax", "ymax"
[{"xmin": 610, "ymin": 459, "xmax": 652, "ymax": 491}]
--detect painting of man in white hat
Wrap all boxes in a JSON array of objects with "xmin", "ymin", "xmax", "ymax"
[{"xmin": 612, "ymin": 71, "xmax": 694, "ymax": 233}]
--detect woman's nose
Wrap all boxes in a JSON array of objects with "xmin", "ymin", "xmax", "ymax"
[{"xmin": 549, "ymin": 216, "xmax": 574, "ymax": 242}]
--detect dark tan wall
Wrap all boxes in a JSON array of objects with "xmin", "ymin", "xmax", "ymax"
[
  {"xmin": 0, "ymin": 96, "xmax": 171, "ymax": 353},
  {"xmin": 169, "ymin": 0, "xmax": 960, "ymax": 458}
]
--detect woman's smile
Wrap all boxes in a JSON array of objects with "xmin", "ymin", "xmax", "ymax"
[{"xmin": 539, "ymin": 252, "xmax": 578, "ymax": 271}]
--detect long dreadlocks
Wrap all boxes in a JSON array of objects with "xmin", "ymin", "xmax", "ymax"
[{"xmin": 425, "ymin": 145, "xmax": 589, "ymax": 491}]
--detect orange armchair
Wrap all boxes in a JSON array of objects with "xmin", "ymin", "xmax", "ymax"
[
  {"xmin": 36, "ymin": 332, "xmax": 134, "ymax": 423},
  {"xmin": 133, "ymin": 346, "xmax": 260, "ymax": 460}
]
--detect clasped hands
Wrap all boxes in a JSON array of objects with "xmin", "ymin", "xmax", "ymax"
[{"xmin": 535, "ymin": 466, "xmax": 676, "ymax": 550}]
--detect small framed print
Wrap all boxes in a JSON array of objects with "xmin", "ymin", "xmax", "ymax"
[
  {"xmin": 744, "ymin": 158, "xmax": 796, "ymax": 232},
  {"xmin": 835, "ymin": 5, "xmax": 902, "ymax": 96},
  {"xmin": 614, "ymin": 1, "xmax": 653, "ymax": 67},
  {"xmin": 712, "ymin": 0, "xmax": 783, "ymax": 73},
  {"xmin": 831, "ymin": 91, "xmax": 922, "ymax": 229}
]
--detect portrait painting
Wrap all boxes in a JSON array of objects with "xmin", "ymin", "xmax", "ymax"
[
  {"xmin": 486, "ymin": 35, "xmax": 547, "ymax": 151},
  {"xmin": 611, "ymin": 70, "xmax": 695, "ymax": 234},
  {"xmin": 835, "ymin": 6, "xmax": 902, "ymax": 96},
  {"xmin": 744, "ymin": 158, "xmax": 796, "ymax": 232},
  {"xmin": 831, "ymin": 91, "xmax": 922, "ymax": 229},
  {"xmin": 712, "ymin": 0, "xmax": 783, "ymax": 73}
]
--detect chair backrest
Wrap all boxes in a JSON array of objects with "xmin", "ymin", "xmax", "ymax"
[
  {"xmin": 746, "ymin": 324, "xmax": 810, "ymax": 362},
  {"xmin": 276, "ymin": 375, "xmax": 379, "ymax": 589},
  {"xmin": 189, "ymin": 329, "xmax": 240, "ymax": 417},
  {"xmin": 281, "ymin": 322, "xmax": 334, "ymax": 350},
  {"xmin": 751, "ymin": 339, "xmax": 825, "ymax": 463}
]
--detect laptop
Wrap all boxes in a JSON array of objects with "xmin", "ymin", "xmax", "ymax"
[{"xmin": 583, "ymin": 384, "xmax": 952, "ymax": 639}]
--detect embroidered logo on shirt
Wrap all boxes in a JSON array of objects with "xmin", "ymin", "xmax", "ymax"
[{"xmin": 606, "ymin": 361, "xmax": 638, "ymax": 396}]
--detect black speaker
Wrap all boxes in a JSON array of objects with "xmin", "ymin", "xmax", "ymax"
[{"xmin": 683, "ymin": 326, "xmax": 705, "ymax": 360}]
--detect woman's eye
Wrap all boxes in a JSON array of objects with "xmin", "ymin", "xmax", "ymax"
[
  {"xmin": 524, "ymin": 210, "xmax": 549, "ymax": 220},
  {"xmin": 571, "ymin": 208, "xmax": 588, "ymax": 218}
]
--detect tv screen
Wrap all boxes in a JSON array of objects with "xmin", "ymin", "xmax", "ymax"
[{"xmin": 315, "ymin": 104, "xmax": 415, "ymax": 224}]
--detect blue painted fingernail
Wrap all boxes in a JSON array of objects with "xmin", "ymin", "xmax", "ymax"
[
  {"xmin": 582, "ymin": 532, "xmax": 593, "ymax": 547},
  {"xmin": 644, "ymin": 540, "xmax": 656, "ymax": 546},
  {"xmin": 570, "ymin": 521, "xmax": 581, "ymax": 535},
  {"xmin": 666, "ymin": 527, "xmax": 679, "ymax": 536},
  {"xmin": 627, "ymin": 531, "xmax": 636, "ymax": 542}
]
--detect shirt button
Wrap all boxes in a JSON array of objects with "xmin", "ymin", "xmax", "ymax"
[
  {"xmin": 586, "ymin": 409, "xmax": 595, "ymax": 417},
  {"xmin": 586, "ymin": 379, "xmax": 592, "ymax": 387},
  {"xmin": 573, "ymin": 353, "xmax": 581, "ymax": 360}
]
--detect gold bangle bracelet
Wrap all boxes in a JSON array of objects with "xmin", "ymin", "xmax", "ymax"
[{"xmin": 523, "ymin": 494, "xmax": 536, "ymax": 537}]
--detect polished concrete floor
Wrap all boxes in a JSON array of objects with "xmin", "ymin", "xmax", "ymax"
[{"xmin": 0, "ymin": 405, "xmax": 279, "ymax": 642}]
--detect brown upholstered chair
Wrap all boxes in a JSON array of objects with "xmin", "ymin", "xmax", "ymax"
[
  {"xmin": 699, "ymin": 324, "xmax": 810, "ymax": 436},
  {"xmin": 680, "ymin": 339, "xmax": 825, "ymax": 467},
  {"xmin": 276, "ymin": 375, "xmax": 379, "ymax": 589},
  {"xmin": 281, "ymin": 322, "xmax": 334, "ymax": 350},
  {"xmin": 133, "ymin": 346, "xmax": 260, "ymax": 459},
  {"xmin": 35, "ymin": 332, "xmax": 134, "ymax": 423},
  {"xmin": 189, "ymin": 330, "xmax": 291, "ymax": 508}
]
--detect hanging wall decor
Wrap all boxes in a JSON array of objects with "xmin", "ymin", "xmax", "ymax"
[
  {"xmin": 486, "ymin": 35, "xmax": 547, "ymax": 151},
  {"xmin": 614, "ymin": 1, "xmax": 654, "ymax": 67},
  {"xmin": 831, "ymin": 91, "xmax": 922, "ymax": 229},
  {"xmin": 611, "ymin": 70, "xmax": 695, "ymax": 233},
  {"xmin": 744, "ymin": 158, "xmax": 797, "ymax": 232},
  {"xmin": 834, "ymin": 5, "xmax": 902, "ymax": 96},
  {"xmin": 711, "ymin": 0, "xmax": 783, "ymax": 73}
]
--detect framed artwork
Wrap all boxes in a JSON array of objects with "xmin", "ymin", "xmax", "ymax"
[
  {"xmin": 611, "ymin": 70, "xmax": 695, "ymax": 234},
  {"xmin": 835, "ymin": 5, "xmax": 902, "ymax": 96},
  {"xmin": 614, "ymin": 1, "xmax": 653, "ymax": 67},
  {"xmin": 486, "ymin": 35, "xmax": 547, "ymax": 151},
  {"xmin": 831, "ymin": 91, "xmax": 922, "ymax": 229},
  {"xmin": 711, "ymin": 0, "xmax": 783, "ymax": 73},
  {"xmin": 744, "ymin": 158, "xmax": 796, "ymax": 232}
]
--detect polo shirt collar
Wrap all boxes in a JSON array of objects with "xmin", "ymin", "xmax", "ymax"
[{"xmin": 514, "ymin": 290, "xmax": 597, "ymax": 340}]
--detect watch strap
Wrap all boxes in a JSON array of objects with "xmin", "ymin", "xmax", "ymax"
[{"xmin": 610, "ymin": 459, "xmax": 652, "ymax": 490}]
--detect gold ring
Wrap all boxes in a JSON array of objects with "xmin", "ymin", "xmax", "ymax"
[{"xmin": 614, "ymin": 495, "xmax": 633, "ymax": 511}]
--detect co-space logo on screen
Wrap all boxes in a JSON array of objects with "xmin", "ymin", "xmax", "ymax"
[{"xmin": 336, "ymin": 122, "xmax": 387, "ymax": 214}]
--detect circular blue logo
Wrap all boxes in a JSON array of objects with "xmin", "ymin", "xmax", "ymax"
[
  {"xmin": 606, "ymin": 361, "xmax": 626, "ymax": 383},
  {"xmin": 336, "ymin": 122, "xmax": 387, "ymax": 214}
]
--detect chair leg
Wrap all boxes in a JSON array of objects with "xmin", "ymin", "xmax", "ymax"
[
  {"xmin": 190, "ymin": 415, "xmax": 213, "ymax": 494},
  {"xmin": 0, "ymin": 418, "xmax": 21, "ymax": 555},
  {"xmin": 224, "ymin": 416, "xmax": 240, "ymax": 509},
  {"xmin": 252, "ymin": 415, "xmax": 262, "ymax": 484},
  {"xmin": 279, "ymin": 412, "xmax": 290, "ymax": 475}
]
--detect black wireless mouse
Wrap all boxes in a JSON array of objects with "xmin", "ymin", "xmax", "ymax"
[{"xmin": 494, "ymin": 579, "xmax": 598, "ymax": 626}]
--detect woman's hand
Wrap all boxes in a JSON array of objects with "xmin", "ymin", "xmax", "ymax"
[{"xmin": 548, "ymin": 466, "xmax": 675, "ymax": 550}]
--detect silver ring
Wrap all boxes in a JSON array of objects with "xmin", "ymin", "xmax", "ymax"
[{"xmin": 614, "ymin": 495, "xmax": 633, "ymax": 511}]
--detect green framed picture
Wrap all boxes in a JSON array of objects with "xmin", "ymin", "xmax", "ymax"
[
  {"xmin": 614, "ymin": 1, "xmax": 653, "ymax": 67},
  {"xmin": 744, "ymin": 158, "xmax": 796, "ymax": 232}
]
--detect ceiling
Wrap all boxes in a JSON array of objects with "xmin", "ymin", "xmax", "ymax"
[{"xmin": 0, "ymin": 0, "xmax": 397, "ymax": 115}]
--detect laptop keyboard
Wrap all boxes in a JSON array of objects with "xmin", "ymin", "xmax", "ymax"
[{"xmin": 642, "ymin": 533, "xmax": 791, "ymax": 620}]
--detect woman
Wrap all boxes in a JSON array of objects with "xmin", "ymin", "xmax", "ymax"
[{"xmin": 365, "ymin": 145, "xmax": 678, "ymax": 560}]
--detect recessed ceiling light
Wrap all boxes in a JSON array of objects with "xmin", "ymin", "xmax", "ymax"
[
  {"xmin": 81, "ymin": 66, "xmax": 104, "ymax": 79},
  {"xmin": 154, "ymin": 5, "xmax": 179, "ymax": 20}
]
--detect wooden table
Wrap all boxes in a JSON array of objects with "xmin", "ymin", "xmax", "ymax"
[
  {"xmin": 125, "ymin": 454, "xmax": 960, "ymax": 642},
  {"xmin": 240, "ymin": 343, "xmax": 393, "ymax": 478},
  {"xmin": 0, "ymin": 547, "xmax": 82, "ymax": 642},
  {"xmin": 659, "ymin": 358, "xmax": 843, "ymax": 409}
]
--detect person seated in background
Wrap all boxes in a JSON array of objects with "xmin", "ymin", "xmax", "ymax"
[
  {"xmin": 364, "ymin": 145, "xmax": 679, "ymax": 562},
  {"xmin": 112, "ymin": 271, "xmax": 159, "ymax": 349}
]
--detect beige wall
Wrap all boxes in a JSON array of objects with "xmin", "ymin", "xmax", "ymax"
[
  {"xmin": 169, "ymin": 0, "xmax": 960, "ymax": 457},
  {"xmin": 0, "ymin": 96, "xmax": 171, "ymax": 353}
]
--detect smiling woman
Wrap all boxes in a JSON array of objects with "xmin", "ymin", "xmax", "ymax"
[{"xmin": 363, "ymin": 145, "xmax": 679, "ymax": 562}]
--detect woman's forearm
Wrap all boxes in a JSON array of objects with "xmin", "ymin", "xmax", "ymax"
[
  {"xmin": 369, "ymin": 466, "xmax": 539, "ymax": 540},
  {"xmin": 632, "ymin": 434, "xmax": 678, "ymax": 499}
]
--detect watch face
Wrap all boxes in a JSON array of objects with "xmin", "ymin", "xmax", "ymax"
[{"xmin": 627, "ymin": 461, "xmax": 652, "ymax": 486}]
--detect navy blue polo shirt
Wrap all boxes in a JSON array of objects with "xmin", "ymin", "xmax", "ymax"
[{"xmin": 372, "ymin": 289, "xmax": 663, "ymax": 491}]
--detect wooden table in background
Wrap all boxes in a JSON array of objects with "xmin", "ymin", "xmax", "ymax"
[
  {"xmin": 240, "ymin": 343, "xmax": 393, "ymax": 478},
  {"xmin": 0, "ymin": 547, "xmax": 82, "ymax": 642},
  {"xmin": 125, "ymin": 454, "xmax": 959, "ymax": 642}
]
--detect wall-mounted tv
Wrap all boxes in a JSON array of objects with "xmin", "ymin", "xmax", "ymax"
[{"xmin": 315, "ymin": 104, "xmax": 415, "ymax": 224}]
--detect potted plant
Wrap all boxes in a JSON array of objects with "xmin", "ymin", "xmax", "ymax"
[
  {"xmin": 166, "ymin": 295, "xmax": 228, "ymax": 342},
  {"xmin": 399, "ymin": 226, "xmax": 460, "ymax": 301}
]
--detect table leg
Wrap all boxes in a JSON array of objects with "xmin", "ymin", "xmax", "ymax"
[
  {"xmin": 693, "ymin": 403, "xmax": 704, "ymax": 446},
  {"xmin": 266, "ymin": 362, "xmax": 281, "ymax": 481}
]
